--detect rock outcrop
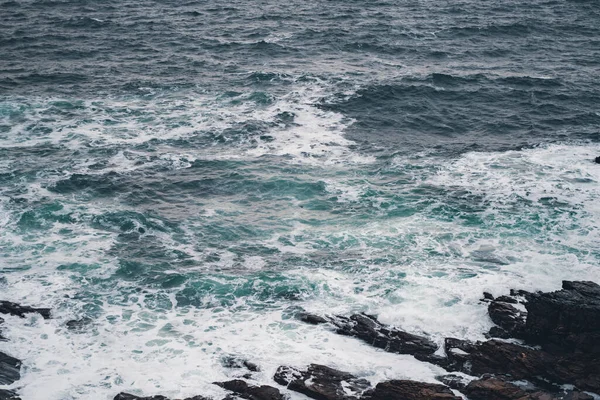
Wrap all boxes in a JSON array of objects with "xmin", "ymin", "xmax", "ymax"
[
  {"xmin": 113, "ymin": 394, "xmax": 208, "ymax": 400},
  {"xmin": 274, "ymin": 364, "xmax": 370, "ymax": 400},
  {"xmin": 363, "ymin": 380, "xmax": 461, "ymax": 400},
  {"xmin": 214, "ymin": 380, "xmax": 286, "ymax": 400},
  {"xmin": 0, "ymin": 301, "xmax": 51, "ymax": 319},
  {"xmin": 463, "ymin": 375, "xmax": 594, "ymax": 400},
  {"xmin": 296, "ymin": 313, "xmax": 437, "ymax": 357},
  {"xmin": 523, "ymin": 281, "xmax": 600, "ymax": 354}
]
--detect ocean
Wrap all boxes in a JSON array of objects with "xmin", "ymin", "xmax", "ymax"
[{"xmin": 0, "ymin": 0, "xmax": 599, "ymax": 398}]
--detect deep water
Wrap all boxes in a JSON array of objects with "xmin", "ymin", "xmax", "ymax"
[{"xmin": 0, "ymin": 0, "xmax": 599, "ymax": 398}]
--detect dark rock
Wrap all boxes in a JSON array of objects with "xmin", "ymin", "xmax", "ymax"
[
  {"xmin": 114, "ymin": 394, "xmax": 169, "ymax": 400},
  {"xmin": 113, "ymin": 394, "xmax": 208, "ymax": 400},
  {"xmin": 482, "ymin": 292, "xmax": 495, "ymax": 301},
  {"xmin": 510, "ymin": 289, "xmax": 532, "ymax": 299},
  {"xmin": 524, "ymin": 281, "xmax": 600, "ymax": 354},
  {"xmin": 274, "ymin": 364, "xmax": 370, "ymax": 400},
  {"xmin": 0, "ymin": 389, "xmax": 21, "ymax": 400},
  {"xmin": 435, "ymin": 375, "xmax": 468, "ymax": 390},
  {"xmin": 463, "ymin": 376, "xmax": 537, "ymax": 400},
  {"xmin": 215, "ymin": 380, "xmax": 286, "ymax": 400},
  {"xmin": 488, "ymin": 300, "xmax": 526, "ymax": 337},
  {"xmin": 364, "ymin": 380, "xmax": 461, "ymax": 400},
  {"xmin": 463, "ymin": 376, "xmax": 595, "ymax": 400},
  {"xmin": 496, "ymin": 296, "xmax": 518, "ymax": 304},
  {"xmin": 0, "ymin": 301, "xmax": 51, "ymax": 319},
  {"xmin": 297, "ymin": 312, "xmax": 329, "ymax": 325},
  {"xmin": 221, "ymin": 356, "xmax": 259, "ymax": 372},
  {"xmin": 296, "ymin": 313, "xmax": 437, "ymax": 357},
  {"xmin": 488, "ymin": 326, "xmax": 512, "ymax": 339},
  {"xmin": 444, "ymin": 339, "xmax": 600, "ymax": 393},
  {"xmin": 594, "ymin": 156, "xmax": 600, "ymax": 164},
  {"xmin": 0, "ymin": 317, "xmax": 6, "ymax": 341},
  {"xmin": 0, "ymin": 351, "xmax": 21, "ymax": 386},
  {"xmin": 66, "ymin": 317, "xmax": 93, "ymax": 332}
]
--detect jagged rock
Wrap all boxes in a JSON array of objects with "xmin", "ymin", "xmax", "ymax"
[
  {"xmin": 0, "ymin": 301, "xmax": 51, "ymax": 319},
  {"xmin": 488, "ymin": 326, "xmax": 512, "ymax": 339},
  {"xmin": 274, "ymin": 364, "xmax": 370, "ymax": 400},
  {"xmin": 221, "ymin": 356, "xmax": 260, "ymax": 372},
  {"xmin": 113, "ymin": 394, "xmax": 207, "ymax": 400},
  {"xmin": 364, "ymin": 380, "xmax": 461, "ymax": 400},
  {"xmin": 0, "ymin": 389, "xmax": 21, "ymax": 400},
  {"xmin": 524, "ymin": 281, "xmax": 600, "ymax": 354},
  {"xmin": 114, "ymin": 394, "xmax": 169, "ymax": 400},
  {"xmin": 296, "ymin": 313, "xmax": 437, "ymax": 357},
  {"xmin": 464, "ymin": 376, "xmax": 594, "ymax": 400},
  {"xmin": 482, "ymin": 292, "xmax": 495, "ymax": 301},
  {"xmin": 214, "ymin": 380, "xmax": 286, "ymax": 400},
  {"xmin": 464, "ymin": 376, "xmax": 539, "ymax": 400},
  {"xmin": 496, "ymin": 296, "xmax": 518, "ymax": 304},
  {"xmin": 443, "ymin": 339, "xmax": 600, "ymax": 393},
  {"xmin": 0, "ymin": 352, "xmax": 21, "ymax": 386},
  {"xmin": 488, "ymin": 300, "xmax": 526, "ymax": 338},
  {"xmin": 435, "ymin": 375, "xmax": 469, "ymax": 390},
  {"xmin": 510, "ymin": 289, "xmax": 532, "ymax": 298},
  {"xmin": 66, "ymin": 317, "xmax": 93, "ymax": 332}
]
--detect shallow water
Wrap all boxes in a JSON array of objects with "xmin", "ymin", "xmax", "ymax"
[{"xmin": 1, "ymin": 0, "xmax": 599, "ymax": 398}]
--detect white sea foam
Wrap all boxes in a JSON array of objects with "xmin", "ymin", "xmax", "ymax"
[{"xmin": 1, "ymin": 137, "xmax": 600, "ymax": 399}]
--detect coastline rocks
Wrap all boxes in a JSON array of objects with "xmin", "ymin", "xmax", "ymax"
[
  {"xmin": 296, "ymin": 313, "xmax": 437, "ymax": 357},
  {"xmin": 463, "ymin": 376, "xmax": 594, "ymax": 400},
  {"xmin": 0, "ymin": 301, "xmax": 51, "ymax": 319},
  {"xmin": 0, "ymin": 389, "xmax": 21, "ymax": 400},
  {"xmin": 113, "ymin": 394, "xmax": 208, "ymax": 400},
  {"xmin": 443, "ymin": 339, "xmax": 600, "ymax": 393},
  {"xmin": 363, "ymin": 380, "xmax": 461, "ymax": 400},
  {"xmin": 487, "ymin": 300, "xmax": 526, "ymax": 338},
  {"xmin": 220, "ymin": 356, "xmax": 260, "ymax": 372},
  {"xmin": 274, "ymin": 364, "xmax": 371, "ymax": 400},
  {"xmin": 524, "ymin": 281, "xmax": 600, "ymax": 354},
  {"xmin": 0, "ymin": 351, "xmax": 21, "ymax": 386},
  {"xmin": 214, "ymin": 380, "xmax": 287, "ymax": 400},
  {"xmin": 274, "ymin": 365, "xmax": 461, "ymax": 400}
]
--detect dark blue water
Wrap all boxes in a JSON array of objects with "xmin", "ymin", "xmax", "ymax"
[{"xmin": 0, "ymin": 1, "xmax": 599, "ymax": 398}]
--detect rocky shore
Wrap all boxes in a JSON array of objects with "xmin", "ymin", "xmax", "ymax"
[{"xmin": 1, "ymin": 281, "xmax": 599, "ymax": 400}]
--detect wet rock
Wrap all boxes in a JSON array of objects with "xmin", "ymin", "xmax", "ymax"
[
  {"xmin": 274, "ymin": 364, "xmax": 370, "ymax": 400},
  {"xmin": 463, "ymin": 376, "xmax": 595, "ymax": 400},
  {"xmin": 435, "ymin": 375, "xmax": 469, "ymax": 390},
  {"xmin": 482, "ymin": 292, "xmax": 495, "ymax": 301},
  {"xmin": 221, "ymin": 356, "xmax": 260, "ymax": 372},
  {"xmin": 114, "ymin": 394, "xmax": 169, "ymax": 400},
  {"xmin": 215, "ymin": 380, "xmax": 286, "ymax": 400},
  {"xmin": 297, "ymin": 312, "xmax": 329, "ymax": 325},
  {"xmin": 443, "ymin": 339, "xmax": 600, "ymax": 393},
  {"xmin": 464, "ymin": 376, "xmax": 538, "ymax": 400},
  {"xmin": 66, "ymin": 317, "xmax": 93, "ymax": 332},
  {"xmin": 488, "ymin": 326, "xmax": 512, "ymax": 339},
  {"xmin": 0, "ymin": 301, "xmax": 51, "ymax": 319},
  {"xmin": 496, "ymin": 296, "xmax": 519, "ymax": 304},
  {"xmin": 524, "ymin": 281, "xmax": 600, "ymax": 354},
  {"xmin": 488, "ymin": 300, "xmax": 526, "ymax": 338},
  {"xmin": 510, "ymin": 289, "xmax": 532, "ymax": 299},
  {"xmin": 0, "ymin": 351, "xmax": 21, "ymax": 386},
  {"xmin": 0, "ymin": 389, "xmax": 21, "ymax": 400},
  {"xmin": 364, "ymin": 380, "xmax": 461, "ymax": 400},
  {"xmin": 296, "ymin": 313, "xmax": 437, "ymax": 357},
  {"xmin": 113, "ymin": 394, "xmax": 208, "ymax": 400}
]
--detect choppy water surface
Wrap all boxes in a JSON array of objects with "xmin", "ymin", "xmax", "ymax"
[{"xmin": 1, "ymin": 0, "xmax": 599, "ymax": 398}]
